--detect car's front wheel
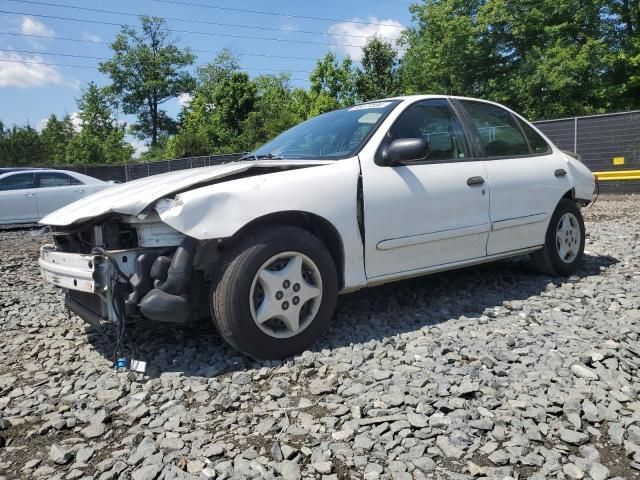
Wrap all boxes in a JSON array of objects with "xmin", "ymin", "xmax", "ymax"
[
  {"xmin": 530, "ymin": 198, "xmax": 585, "ymax": 276},
  {"xmin": 211, "ymin": 226, "xmax": 337, "ymax": 359}
]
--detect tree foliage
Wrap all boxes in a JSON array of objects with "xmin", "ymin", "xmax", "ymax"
[
  {"xmin": 0, "ymin": 83, "xmax": 132, "ymax": 167},
  {"xmin": 99, "ymin": 16, "xmax": 195, "ymax": 146},
  {"xmin": 41, "ymin": 114, "xmax": 75, "ymax": 165},
  {"xmin": 356, "ymin": 36, "xmax": 401, "ymax": 101},
  {"xmin": 3, "ymin": 3, "xmax": 640, "ymax": 166},
  {"xmin": 64, "ymin": 83, "xmax": 133, "ymax": 164},
  {"xmin": 400, "ymin": 0, "xmax": 640, "ymax": 119}
]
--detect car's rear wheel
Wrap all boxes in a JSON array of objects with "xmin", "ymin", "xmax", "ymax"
[
  {"xmin": 530, "ymin": 198, "xmax": 585, "ymax": 276},
  {"xmin": 211, "ymin": 226, "xmax": 337, "ymax": 359}
]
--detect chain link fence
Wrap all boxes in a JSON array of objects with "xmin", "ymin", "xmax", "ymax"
[
  {"xmin": 63, "ymin": 153, "xmax": 244, "ymax": 183},
  {"xmin": 534, "ymin": 111, "xmax": 640, "ymax": 193}
]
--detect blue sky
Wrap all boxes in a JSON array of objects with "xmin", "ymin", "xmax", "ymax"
[{"xmin": 0, "ymin": 0, "xmax": 413, "ymax": 151}]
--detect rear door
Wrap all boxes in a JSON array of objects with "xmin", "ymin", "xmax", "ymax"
[
  {"xmin": 35, "ymin": 172, "xmax": 86, "ymax": 218},
  {"xmin": 456, "ymin": 100, "xmax": 572, "ymax": 255},
  {"xmin": 0, "ymin": 172, "xmax": 38, "ymax": 223}
]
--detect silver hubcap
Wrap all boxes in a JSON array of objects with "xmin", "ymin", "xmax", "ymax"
[
  {"xmin": 556, "ymin": 212, "xmax": 581, "ymax": 263},
  {"xmin": 249, "ymin": 252, "xmax": 322, "ymax": 339}
]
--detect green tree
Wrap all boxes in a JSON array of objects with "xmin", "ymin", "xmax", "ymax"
[
  {"xmin": 77, "ymin": 82, "xmax": 115, "ymax": 138},
  {"xmin": 166, "ymin": 51, "xmax": 257, "ymax": 157},
  {"xmin": 308, "ymin": 52, "xmax": 357, "ymax": 115},
  {"xmin": 64, "ymin": 82, "xmax": 133, "ymax": 164},
  {"xmin": 399, "ymin": 0, "xmax": 625, "ymax": 119},
  {"xmin": 99, "ymin": 16, "xmax": 195, "ymax": 146},
  {"xmin": 0, "ymin": 125, "xmax": 45, "ymax": 167},
  {"xmin": 604, "ymin": 0, "xmax": 640, "ymax": 109},
  {"xmin": 238, "ymin": 74, "xmax": 306, "ymax": 150},
  {"xmin": 355, "ymin": 36, "xmax": 401, "ymax": 101},
  {"xmin": 41, "ymin": 114, "xmax": 76, "ymax": 164},
  {"xmin": 400, "ymin": 0, "xmax": 493, "ymax": 98}
]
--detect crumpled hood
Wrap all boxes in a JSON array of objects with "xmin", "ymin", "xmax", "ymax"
[{"xmin": 40, "ymin": 159, "xmax": 331, "ymax": 226}]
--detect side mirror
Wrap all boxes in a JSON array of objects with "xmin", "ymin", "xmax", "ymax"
[{"xmin": 382, "ymin": 138, "xmax": 429, "ymax": 165}]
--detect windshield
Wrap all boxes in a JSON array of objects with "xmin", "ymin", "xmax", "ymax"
[{"xmin": 249, "ymin": 100, "xmax": 400, "ymax": 160}]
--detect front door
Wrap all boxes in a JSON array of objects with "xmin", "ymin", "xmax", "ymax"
[
  {"xmin": 0, "ymin": 172, "xmax": 38, "ymax": 223},
  {"xmin": 362, "ymin": 99, "xmax": 491, "ymax": 279},
  {"xmin": 456, "ymin": 100, "xmax": 573, "ymax": 255}
]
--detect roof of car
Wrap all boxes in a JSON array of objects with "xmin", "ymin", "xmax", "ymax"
[
  {"xmin": 0, "ymin": 167, "xmax": 45, "ymax": 173},
  {"xmin": 374, "ymin": 94, "xmax": 510, "ymax": 105},
  {"xmin": 363, "ymin": 95, "xmax": 526, "ymax": 120},
  {"xmin": 0, "ymin": 169, "xmax": 105, "ymax": 183}
]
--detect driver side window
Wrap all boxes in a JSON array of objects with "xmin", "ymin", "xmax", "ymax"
[
  {"xmin": 388, "ymin": 100, "xmax": 470, "ymax": 162},
  {"xmin": 0, "ymin": 173, "xmax": 35, "ymax": 191}
]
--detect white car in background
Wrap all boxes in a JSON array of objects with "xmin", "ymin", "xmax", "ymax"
[
  {"xmin": 0, "ymin": 169, "xmax": 113, "ymax": 225},
  {"xmin": 38, "ymin": 96, "xmax": 596, "ymax": 360}
]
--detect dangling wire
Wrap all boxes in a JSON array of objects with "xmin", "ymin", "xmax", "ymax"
[{"xmin": 91, "ymin": 247, "xmax": 137, "ymax": 366}]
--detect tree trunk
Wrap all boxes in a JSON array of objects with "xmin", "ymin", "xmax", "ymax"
[
  {"xmin": 622, "ymin": 0, "xmax": 635, "ymax": 34},
  {"xmin": 152, "ymin": 98, "xmax": 158, "ymax": 146}
]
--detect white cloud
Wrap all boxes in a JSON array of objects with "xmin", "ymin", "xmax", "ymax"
[
  {"xmin": 281, "ymin": 20, "xmax": 298, "ymax": 33},
  {"xmin": 36, "ymin": 111, "xmax": 82, "ymax": 132},
  {"xmin": 36, "ymin": 117, "xmax": 48, "ymax": 131},
  {"xmin": 69, "ymin": 111, "xmax": 82, "ymax": 131},
  {"xmin": 328, "ymin": 16, "xmax": 405, "ymax": 61},
  {"xmin": 81, "ymin": 32, "xmax": 101, "ymax": 43},
  {"xmin": 20, "ymin": 16, "xmax": 54, "ymax": 37},
  {"xmin": 0, "ymin": 51, "xmax": 79, "ymax": 88},
  {"xmin": 178, "ymin": 92, "xmax": 193, "ymax": 108}
]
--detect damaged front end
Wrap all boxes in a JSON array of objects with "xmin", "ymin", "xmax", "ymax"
[{"xmin": 39, "ymin": 214, "xmax": 214, "ymax": 330}]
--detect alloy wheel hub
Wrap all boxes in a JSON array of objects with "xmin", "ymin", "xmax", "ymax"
[{"xmin": 249, "ymin": 252, "xmax": 322, "ymax": 339}]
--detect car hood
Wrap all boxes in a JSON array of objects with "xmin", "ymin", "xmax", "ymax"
[{"xmin": 40, "ymin": 159, "xmax": 332, "ymax": 226}]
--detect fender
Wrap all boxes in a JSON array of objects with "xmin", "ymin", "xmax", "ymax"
[{"xmin": 155, "ymin": 158, "xmax": 368, "ymax": 290}]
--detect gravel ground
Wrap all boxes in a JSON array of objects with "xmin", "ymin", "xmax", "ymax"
[{"xmin": 0, "ymin": 195, "xmax": 639, "ymax": 480}]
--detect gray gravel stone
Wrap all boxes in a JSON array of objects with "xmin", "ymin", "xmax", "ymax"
[
  {"xmin": 81, "ymin": 423, "xmax": 106, "ymax": 439},
  {"xmin": 589, "ymin": 462, "xmax": 610, "ymax": 480},
  {"xmin": 0, "ymin": 197, "xmax": 639, "ymax": 480},
  {"xmin": 559, "ymin": 429, "xmax": 589, "ymax": 445},
  {"xmin": 280, "ymin": 460, "xmax": 301, "ymax": 480},
  {"xmin": 49, "ymin": 444, "xmax": 73, "ymax": 465},
  {"xmin": 131, "ymin": 464, "xmax": 163, "ymax": 480}
]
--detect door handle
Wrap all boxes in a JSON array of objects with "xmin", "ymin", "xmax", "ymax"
[
  {"xmin": 75, "ymin": 189, "xmax": 85, "ymax": 193},
  {"xmin": 467, "ymin": 176, "xmax": 485, "ymax": 186},
  {"xmin": 23, "ymin": 192, "xmax": 34, "ymax": 197},
  {"xmin": 554, "ymin": 169, "xmax": 567, "ymax": 177}
]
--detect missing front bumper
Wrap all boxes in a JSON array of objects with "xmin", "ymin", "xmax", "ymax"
[
  {"xmin": 39, "ymin": 239, "xmax": 197, "ymax": 326},
  {"xmin": 66, "ymin": 291, "xmax": 108, "ymax": 330},
  {"xmin": 39, "ymin": 245, "xmax": 108, "ymax": 292}
]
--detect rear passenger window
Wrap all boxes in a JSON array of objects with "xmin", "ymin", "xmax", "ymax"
[
  {"xmin": 461, "ymin": 101, "xmax": 530, "ymax": 157},
  {"xmin": 38, "ymin": 172, "xmax": 82, "ymax": 187},
  {"xmin": 519, "ymin": 120, "xmax": 550, "ymax": 155}
]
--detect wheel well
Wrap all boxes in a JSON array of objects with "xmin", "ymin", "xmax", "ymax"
[
  {"xmin": 231, "ymin": 211, "xmax": 346, "ymax": 289},
  {"xmin": 562, "ymin": 188, "xmax": 575, "ymax": 200}
]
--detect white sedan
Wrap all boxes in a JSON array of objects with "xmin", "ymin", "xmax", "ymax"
[
  {"xmin": 38, "ymin": 96, "xmax": 596, "ymax": 359},
  {"xmin": 0, "ymin": 169, "xmax": 112, "ymax": 225}
]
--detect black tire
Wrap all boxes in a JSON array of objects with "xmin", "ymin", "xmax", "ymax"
[
  {"xmin": 211, "ymin": 226, "xmax": 338, "ymax": 360},
  {"xmin": 530, "ymin": 198, "xmax": 585, "ymax": 276}
]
